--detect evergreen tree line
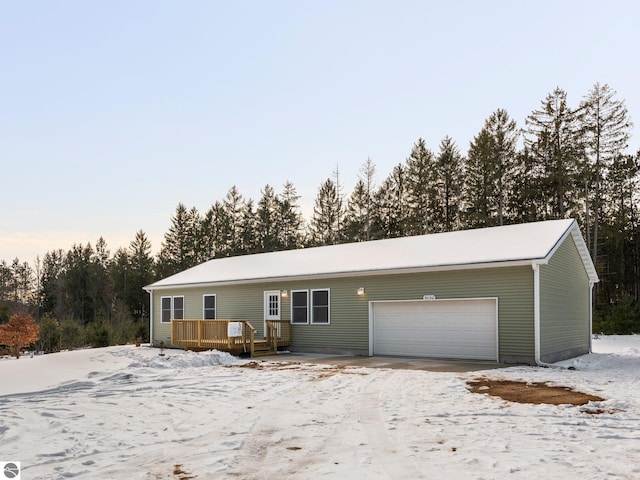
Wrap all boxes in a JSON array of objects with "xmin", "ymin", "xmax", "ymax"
[{"xmin": 1, "ymin": 82, "xmax": 639, "ymax": 352}]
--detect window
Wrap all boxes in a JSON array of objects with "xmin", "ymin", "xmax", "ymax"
[
  {"xmin": 203, "ymin": 294, "xmax": 216, "ymax": 319},
  {"xmin": 173, "ymin": 296, "xmax": 184, "ymax": 319},
  {"xmin": 161, "ymin": 296, "xmax": 184, "ymax": 323},
  {"xmin": 311, "ymin": 289, "xmax": 330, "ymax": 324},
  {"xmin": 291, "ymin": 290, "xmax": 309, "ymax": 324},
  {"xmin": 161, "ymin": 297, "xmax": 171, "ymax": 323}
]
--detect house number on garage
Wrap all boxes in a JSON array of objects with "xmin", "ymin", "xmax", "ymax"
[{"xmin": 423, "ymin": 295, "xmax": 436, "ymax": 300}]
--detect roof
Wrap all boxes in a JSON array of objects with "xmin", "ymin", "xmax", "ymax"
[{"xmin": 145, "ymin": 219, "xmax": 599, "ymax": 290}]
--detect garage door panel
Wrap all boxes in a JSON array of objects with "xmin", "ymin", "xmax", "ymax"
[{"xmin": 372, "ymin": 299, "xmax": 497, "ymax": 360}]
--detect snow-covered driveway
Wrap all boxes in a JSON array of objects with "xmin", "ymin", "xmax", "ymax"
[{"xmin": 1, "ymin": 337, "xmax": 639, "ymax": 479}]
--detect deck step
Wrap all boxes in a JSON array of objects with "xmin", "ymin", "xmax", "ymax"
[
  {"xmin": 251, "ymin": 340, "xmax": 277, "ymax": 357},
  {"xmin": 252, "ymin": 350, "xmax": 277, "ymax": 357}
]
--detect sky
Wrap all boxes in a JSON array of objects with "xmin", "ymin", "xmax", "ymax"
[{"xmin": 1, "ymin": 0, "xmax": 639, "ymax": 264}]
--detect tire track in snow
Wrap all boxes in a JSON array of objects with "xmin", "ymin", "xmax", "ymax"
[{"xmin": 357, "ymin": 370, "xmax": 430, "ymax": 479}]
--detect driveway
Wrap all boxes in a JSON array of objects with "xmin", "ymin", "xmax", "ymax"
[{"xmin": 270, "ymin": 351, "xmax": 509, "ymax": 372}]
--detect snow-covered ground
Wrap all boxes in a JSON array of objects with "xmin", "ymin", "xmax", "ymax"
[{"xmin": 1, "ymin": 336, "xmax": 639, "ymax": 479}]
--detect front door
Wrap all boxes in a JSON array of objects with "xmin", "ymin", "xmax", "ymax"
[{"xmin": 264, "ymin": 290, "xmax": 281, "ymax": 336}]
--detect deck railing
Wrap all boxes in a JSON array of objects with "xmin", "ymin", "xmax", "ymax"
[{"xmin": 170, "ymin": 319, "xmax": 291, "ymax": 356}]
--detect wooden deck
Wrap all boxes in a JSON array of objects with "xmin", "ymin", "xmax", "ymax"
[{"xmin": 170, "ymin": 319, "xmax": 291, "ymax": 357}]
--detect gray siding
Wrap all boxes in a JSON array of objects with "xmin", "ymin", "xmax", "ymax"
[
  {"xmin": 151, "ymin": 265, "xmax": 535, "ymax": 362},
  {"xmin": 540, "ymin": 235, "xmax": 591, "ymax": 362}
]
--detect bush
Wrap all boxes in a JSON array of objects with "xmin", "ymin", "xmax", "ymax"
[
  {"xmin": 37, "ymin": 316, "xmax": 61, "ymax": 353},
  {"xmin": 0, "ymin": 313, "xmax": 39, "ymax": 358},
  {"xmin": 594, "ymin": 294, "xmax": 640, "ymax": 335},
  {"xmin": 133, "ymin": 321, "xmax": 149, "ymax": 343},
  {"xmin": 60, "ymin": 319, "xmax": 85, "ymax": 350},
  {"xmin": 86, "ymin": 320, "xmax": 111, "ymax": 348}
]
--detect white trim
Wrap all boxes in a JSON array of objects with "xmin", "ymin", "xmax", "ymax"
[
  {"xmin": 203, "ymin": 294, "xmax": 217, "ymax": 320},
  {"xmin": 589, "ymin": 282, "xmax": 595, "ymax": 352},
  {"xmin": 149, "ymin": 290, "xmax": 154, "ymax": 343},
  {"xmin": 310, "ymin": 288, "xmax": 331, "ymax": 325},
  {"xmin": 290, "ymin": 289, "xmax": 309, "ymax": 325},
  {"xmin": 542, "ymin": 220, "xmax": 599, "ymax": 284},
  {"xmin": 368, "ymin": 297, "xmax": 499, "ymax": 361},
  {"xmin": 532, "ymin": 264, "xmax": 540, "ymax": 362}
]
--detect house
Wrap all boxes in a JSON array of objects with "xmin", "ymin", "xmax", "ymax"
[{"xmin": 144, "ymin": 218, "xmax": 598, "ymax": 364}]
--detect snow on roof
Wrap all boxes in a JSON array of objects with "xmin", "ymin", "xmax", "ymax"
[{"xmin": 146, "ymin": 219, "xmax": 598, "ymax": 289}]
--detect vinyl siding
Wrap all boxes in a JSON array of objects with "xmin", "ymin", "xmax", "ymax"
[
  {"xmin": 540, "ymin": 235, "xmax": 591, "ymax": 362},
  {"xmin": 151, "ymin": 265, "xmax": 535, "ymax": 361}
]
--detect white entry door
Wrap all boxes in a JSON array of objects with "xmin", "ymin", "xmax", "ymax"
[
  {"xmin": 264, "ymin": 290, "xmax": 281, "ymax": 336},
  {"xmin": 371, "ymin": 298, "xmax": 498, "ymax": 361}
]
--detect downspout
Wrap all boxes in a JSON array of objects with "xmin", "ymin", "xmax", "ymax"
[
  {"xmin": 147, "ymin": 289, "xmax": 154, "ymax": 346},
  {"xmin": 589, "ymin": 281, "xmax": 594, "ymax": 353},
  {"xmin": 532, "ymin": 263, "xmax": 555, "ymax": 368}
]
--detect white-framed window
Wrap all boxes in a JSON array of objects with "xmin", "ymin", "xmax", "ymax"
[
  {"xmin": 311, "ymin": 289, "xmax": 330, "ymax": 324},
  {"xmin": 291, "ymin": 290, "xmax": 309, "ymax": 324},
  {"xmin": 264, "ymin": 291, "xmax": 281, "ymax": 320},
  {"xmin": 203, "ymin": 294, "xmax": 216, "ymax": 319},
  {"xmin": 161, "ymin": 296, "xmax": 184, "ymax": 323}
]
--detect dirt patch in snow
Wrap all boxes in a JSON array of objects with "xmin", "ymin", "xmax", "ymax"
[{"xmin": 467, "ymin": 378, "xmax": 604, "ymax": 407}]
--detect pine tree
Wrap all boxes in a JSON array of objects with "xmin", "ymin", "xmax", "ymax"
[
  {"xmin": 201, "ymin": 201, "xmax": 227, "ymax": 260},
  {"xmin": 39, "ymin": 250, "xmax": 65, "ymax": 319},
  {"xmin": 128, "ymin": 230, "xmax": 154, "ymax": 319},
  {"xmin": 373, "ymin": 163, "xmax": 408, "ymax": 239},
  {"xmin": 525, "ymin": 87, "xmax": 583, "ymax": 219},
  {"xmin": 238, "ymin": 199, "xmax": 257, "ymax": 254},
  {"xmin": 63, "ymin": 243, "xmax": 99, "ymax": 324},
  {"xmin": 485, "ymin": 109, "xmax": 518, "ymax": 225},
  {"xmin": 359, "ymin": 158, "xmax": 376, "ymax": 240},
  {"xmin": 578, "ymin": 82, "xmax": 633, "ymax": 261},
  {"xmin": 464, "ymin": 127, "xmax": 496, "ymax": 227},
  {"xmin": 0, "ymin": 260, "xmax": 12, "ymax": 305},
  {"xmin": 255, "ymin": 185, "xmax": 279, "ymax": 252},
  {"xmin": 10, "ymin": 259, "xmax": 34, "ymax": 306},
  {"xmin": 433, "ymin": 136, "xmax": 463, "ymax": 231},
  {"xmin": 344, "ymin": 179, "xmax": 371, "ymax": 242},
  {"xmin": 221, "ymin": 186, "xmax": 247, "ymax": 256},
  {"xmin": 309, "ymin": 178, "xmax": 342, "ymax": 246},
  {"xmin": 157, "ymin": 203, "xmax": 200, "ymax": 277},
  {"xmin": 278, "ymin": 181, "xmax": 305, "ymax": 249},
  {"xmin": 405, "ymin": 138, "xmax": 437, "ymax": 235},
  {"xmin": 509, "ymin": 147, "xmax": 543, "ymax": 223}
]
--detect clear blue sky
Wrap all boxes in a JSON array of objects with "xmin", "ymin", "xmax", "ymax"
[{"xmin": 2, "ymin": 0, "xmax": 639, "ymax": 264}]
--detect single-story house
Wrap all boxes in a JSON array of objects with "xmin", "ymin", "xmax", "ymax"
[{"xmin": 144, "ymin": 218, "xmax": 598, "ymax": 364}]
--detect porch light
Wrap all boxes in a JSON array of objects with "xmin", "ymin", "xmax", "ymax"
[
  {"xmin": 357, "ymin": 287, "xmax": 365, "ymax": 296},
  {"xmin": 281, "ymin": 290, "xmax": 288, "ymax": 297}
]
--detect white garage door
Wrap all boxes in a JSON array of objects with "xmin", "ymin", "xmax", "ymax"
[{"xmin": 372, "ymin": 298, "xmax": 498, "ymax": 360}]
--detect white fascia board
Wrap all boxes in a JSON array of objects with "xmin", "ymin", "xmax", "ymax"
[
  {"xmin": 143, "ymin": 258, "xmax": 540, "ymax": 291},
  {"xmin": 539, "ymin": 219, "xmax": 599, "ymax": 284}
]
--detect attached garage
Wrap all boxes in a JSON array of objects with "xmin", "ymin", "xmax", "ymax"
[
  {"xmin": 147, "ymin": 218, "xmax": 599, "ymax": 365},
  {"xmin": 371, "ymin": 298, "xmax": 498, "ymax": 360}
]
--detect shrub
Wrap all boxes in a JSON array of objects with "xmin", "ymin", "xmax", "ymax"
[
  {"xmin": 60, "ymin": 319, "xmax": 85, "ymax": 350},
  {"xmin": 37, "ymin": 316, "xmax": 61, "ymax": 353},
  {"xmin": 86, "ymin": 320, "xmax": 111, "ymax": 347},
  {"xmin": 0, "ymin": 313, "xmax": 40, "ymax": 358},
  {"xmin": 595, "ymin": 294, "xmax": 640, "ymax": 335}
]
